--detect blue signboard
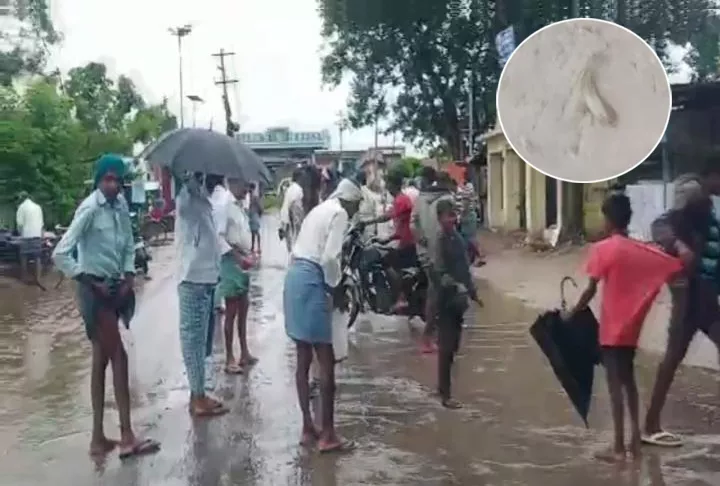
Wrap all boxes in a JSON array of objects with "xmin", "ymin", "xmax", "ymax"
[{"xmin": 495, "ymin": 26, "xmax": 516, "ymax": 67}]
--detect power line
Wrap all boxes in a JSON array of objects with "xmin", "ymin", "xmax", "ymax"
[{"xmin": 211, "ymin": 49, "xmax": 239, "ymax": 137}]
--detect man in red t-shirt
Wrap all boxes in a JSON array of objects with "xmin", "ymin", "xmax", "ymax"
[{"xmin": 360, "ymin": 170, "xmax": 417, "ymax": 310}]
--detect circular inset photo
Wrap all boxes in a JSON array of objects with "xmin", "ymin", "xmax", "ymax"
[{"xmin": 496, "ymin": 18, "xmax": 671, "ymax": 183}]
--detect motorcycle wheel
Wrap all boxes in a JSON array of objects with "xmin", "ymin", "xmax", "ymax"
[{"xmin": 346, "ymin": 283, "xmax": 362, "ymax": 328}]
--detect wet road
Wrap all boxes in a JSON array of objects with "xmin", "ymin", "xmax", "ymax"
[{"xmin": 0, "ymin": 217, "xmax": 719, "ymax": 485}]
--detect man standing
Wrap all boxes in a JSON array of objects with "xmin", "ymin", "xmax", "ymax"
[
  {"xmin": 16, "ymin": 191, "xmax": 44, "ymax": 282},
  {"xmin": 53, "ymin": 154, "xmax": 160, "ymax": 459},
  {"xmin": 644, "ymin": 167, "xmax": 720, "ymax": 446},
  {"xmin": 215, "ymin": 178, "xmax": 256, "ymax": 374},
  {"xmin": 284, "ymin": 179, "xmax": 362, "ymax": 453},
  {"xmin": 207, "ymin": 174, "xmax": 234, "ymax": 390},
  {"xmin": 280, "ymin": 168, "xmax": 304, "ymax": 253},
  {"xmin": 412, "ymin": 167, "xmax": 455, "ymax": 353},
  {"xmin": 175, "ymin": 172, "xmax": 228, "ymax": 418}
]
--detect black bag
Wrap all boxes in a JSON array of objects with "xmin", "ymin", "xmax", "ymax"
[{"xmin": 530, "ymin": 277, "xmax": 600, "ymax": 427}]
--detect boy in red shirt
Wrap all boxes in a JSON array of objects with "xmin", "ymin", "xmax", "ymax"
[{"xmin": 564, "ymin": 194, "xmax": 682, "ymax": 462}]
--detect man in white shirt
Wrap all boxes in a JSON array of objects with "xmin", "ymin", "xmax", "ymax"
[
  {"xmin": 206, "ymin": 175, "xmax": 235, "ymax": 391},
  {"xmin": 215, "ymin": 177, "xmax": 256, "ymax": 375},
  {"xmin": 16, "ymin": 192, "xmax": 44, "ymax": 282},
  {"xmin": 279, "ymin": 168, "xmax": 304, "ymax": 253},
  {"xmin": 284, "ymin": 178, "xmax": 363, "ymax": 453}
]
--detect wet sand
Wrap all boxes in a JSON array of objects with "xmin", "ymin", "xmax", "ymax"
[{"xmin": 0, "ymin": 217, "xmax": 718, "ymax": 485}]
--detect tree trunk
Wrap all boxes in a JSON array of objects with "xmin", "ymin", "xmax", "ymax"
[{"xmin": 616, "ymin": 0, "xmax": 626, "ymax": 25}]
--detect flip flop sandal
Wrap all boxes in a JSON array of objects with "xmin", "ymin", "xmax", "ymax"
[
  {"xmin": 224, "ymin": 363, "xmax": 244, "ymax": 374},
  {"xmin": 641, "ymin": 431, "xmax": 683, "ymax": 447},
  {"xmin": 319, "ymin": 439, "xmax": 356, "ymax": 454},
  {"xmin": 191, "ymin": 405, "xmax": 229, "ymax": 418},
  {"xmin": 119, "ymin": 438, "xmax": 161, "ymax": 460},
  {"xmin": 240, "ymin": 357, "xmax": 259, "ymax": 368}
]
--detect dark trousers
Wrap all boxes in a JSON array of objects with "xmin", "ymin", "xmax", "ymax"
[{"xmin": 437, "ymin": 315, "xmax": 463, "ymax": 400}]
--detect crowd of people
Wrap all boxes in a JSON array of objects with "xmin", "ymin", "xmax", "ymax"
[{"xmin": 48, "ymin": 152, "xmax": 720, "ymax": 464}]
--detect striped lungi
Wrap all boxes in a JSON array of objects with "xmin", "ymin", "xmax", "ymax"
[
  {"xmin": 178, "ymin": 281, "xmax": 214, "ymax": 396},
  {"xmin": 283, "ymin": 258, "xmax": 331, "ymax": 344}
]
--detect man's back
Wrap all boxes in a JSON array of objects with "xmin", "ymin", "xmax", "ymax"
[{"xmin": 16, "ymin": 199, "xmax": 44, "ymax": 238}]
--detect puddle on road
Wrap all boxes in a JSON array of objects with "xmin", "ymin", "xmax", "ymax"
[{"xmin": 0, "ymin": 222, "xmax": 718, "ymax": 485}]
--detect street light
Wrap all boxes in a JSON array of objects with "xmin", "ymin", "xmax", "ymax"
[
  {"xmin": 169, "ymin": 24, "xmax": 192, "ymax": 127},
  {"xmin": 187, "ymin": 94, "xmax": 204, "ymax": 127}
]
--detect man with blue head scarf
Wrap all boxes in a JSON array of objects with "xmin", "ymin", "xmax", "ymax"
[{"xmin": 53, "ymin": 154, "xmax": 160, "ymax": 459}]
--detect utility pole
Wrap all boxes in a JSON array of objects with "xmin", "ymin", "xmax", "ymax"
[
  {"xmin": 169, "ymin": 25, "xmax": 192, "ymax": 128},
  {"xmin": 467, "ymin": 71, "xmax": 475, "ymax": 159},
  {"xmin": 336, "ymin": 111, "xmax": 346, "ymax": 173},
  {"xmin": 212, "ymin": 49, "xmax": 239, "ymax": 137}
]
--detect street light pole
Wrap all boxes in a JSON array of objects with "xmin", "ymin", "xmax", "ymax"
[
  {"xmin": 169, "ymin": 24, "xmax": 192, "ymax": 128},
  {"xmin": 187, "ymin": 95, "xmax": 204, "ymax": 127}
]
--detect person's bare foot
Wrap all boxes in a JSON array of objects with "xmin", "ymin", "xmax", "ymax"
[
  {"xmin": 89, "ymin": 436, "xmax": 118, "ymax": 456},
  {"xmin": 594, "ymin": 447, "xmax": 626, "ymax": 463},
  {"xmin": 299, "ymin": 426, "xmax": 320, "ymax": 447}
]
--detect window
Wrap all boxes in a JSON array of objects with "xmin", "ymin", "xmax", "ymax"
[{"xmin": 0, "ymin": 0, "xmax": 12, "ymax": 16}]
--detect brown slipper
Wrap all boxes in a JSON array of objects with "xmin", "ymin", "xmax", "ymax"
[
  {"xmin": 191, "ymin": 404, "xmax": 229, "ymax": 418},
  {"xmin": 224, "ymin": 363, "xmax": 244, "ymax": 374},
  {"xmin": 319, "ymin": 439, "xmax": 356, "ymax": 454},
  {"xmin": 119, "ymin": 438, "xmax": 161, "ymax": 460}
]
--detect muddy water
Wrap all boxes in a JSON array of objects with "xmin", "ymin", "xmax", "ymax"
[{"xmin": 0, "ymin": 217, "xmax": 717, "ymax": 485}]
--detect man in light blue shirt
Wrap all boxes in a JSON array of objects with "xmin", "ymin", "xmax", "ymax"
[
  {"xmin": 175, "ymin": 172, "xmax": 228, "ymax": 418},
  {"xmin": 52, "ymin": 154, "xmax": 160, "ymax": 459}
]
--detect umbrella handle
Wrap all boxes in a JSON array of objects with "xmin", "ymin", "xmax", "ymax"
[{"xmin": 560, "ymin": 276, "xmax": 578, "ymax": 311}]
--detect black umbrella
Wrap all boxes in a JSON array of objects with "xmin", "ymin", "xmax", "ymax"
[
  {"xmin": 139, "ymin": 128, "xmax": 272, "ymax": 185},
  {"xmin": 530, "ymin": 276, "xmax": 600, "ymax": 427}
]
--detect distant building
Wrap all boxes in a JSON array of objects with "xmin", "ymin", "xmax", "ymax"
[
  {"xmin": 358, "ymin": 146, "xmax": 405, "ymax": 169},
  {"xmin": 313, "ymin": 149, "xmax": 366, "ymax": 176},
  {"xmin": 237, "ymin": 127, "xmax": 331, "ymax": 181}
]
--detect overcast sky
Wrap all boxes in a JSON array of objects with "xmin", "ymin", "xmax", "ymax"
[
  {"xmin": 46, "ymin": 2, "xmax": 691, "ymax": 157},
  {"xmin": 48, "ymin": 0, "xmax": 409, "ymax": 153}
]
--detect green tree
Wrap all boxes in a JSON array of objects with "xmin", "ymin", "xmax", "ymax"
[
  {"xmin": 0, "ymin": 0, "xmax": 61, "ymax": 85},
  {"xmin": 0, "ymin": 81, "xmax": 88, "ymax": 225},
  {"xmin": 318, "ymin": 0, "xmax": 720, "ymax": 159}
]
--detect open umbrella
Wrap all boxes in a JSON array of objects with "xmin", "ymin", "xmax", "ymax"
[
  {"xmin": 530, "ymin": 277, "xmax": 600, "ymax": 427},
  {"xmin": 139, "ymin": 128, "xmax": 272, "ymax": 185}
]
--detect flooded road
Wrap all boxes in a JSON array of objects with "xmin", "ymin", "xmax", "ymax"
[{"xmin": 0, "ymin": 217, "xmax": 718, "ymax": 485}]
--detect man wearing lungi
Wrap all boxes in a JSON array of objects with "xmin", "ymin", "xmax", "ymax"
[
  {"xmin": 53, "ymin": 154, "xmax": 160, "ymax": 459},
  {"xmin": 284, "ymin": 178, "xmax": 362, "ymax": 453}
]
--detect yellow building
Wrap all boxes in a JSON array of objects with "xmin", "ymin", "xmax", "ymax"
[{"xmin": 482, "ymin": 127, "xmax": 613, "ymax": 241}]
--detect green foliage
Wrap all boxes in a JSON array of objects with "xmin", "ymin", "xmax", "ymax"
[
  {"xmin": 0, "ymin": 0, "xmax": 61, "ymax": 85},
  {"xmin": 318, "ymin": 0, "xmax": 720, "ymax": 159},
  {"xmin": 0, "ymin": 69, "xmax": 176, "ymax": 227},
  {"xmin": 399, "ymin": 156, "xmax": 424, "ymax": 178}
]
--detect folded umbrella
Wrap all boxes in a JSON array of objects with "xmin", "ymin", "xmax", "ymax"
[{"xmin": 139, "ymin": 128, "xmax": 272, "ymax": 185}]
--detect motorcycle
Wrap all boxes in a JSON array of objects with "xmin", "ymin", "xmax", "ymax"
[{"xmin": 339, "ymin": 222, "xmax": 428, "ymax": 328}]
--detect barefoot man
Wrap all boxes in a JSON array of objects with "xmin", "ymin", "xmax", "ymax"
[
  {"xmin": 216, "ymin": 178, "xmax": 257, "ymax": 374},
  {"xmin": 284, "ymin": 178, "xmax": 362, "ymax": 453},
  {"xmin": 53, "ymin": 154, "xmax": 160, "ymax": 459}
]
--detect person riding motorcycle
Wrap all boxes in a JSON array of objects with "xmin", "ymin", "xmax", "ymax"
[{"xmin": 356, "ymin": 168, "xmax": 417, "ymax": 312}]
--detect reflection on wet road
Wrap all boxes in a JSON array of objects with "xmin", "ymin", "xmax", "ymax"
[{"xmin": 0, "ymin": 217, "xmax": 718, "ymax": 485}]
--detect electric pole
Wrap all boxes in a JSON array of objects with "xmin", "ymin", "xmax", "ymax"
[
  {"xmin": 212, "ymin": 49, "xmax": 239, "ymax": 137},
  {"xmin": 169, "ymin": 25, "xmax": 192, "ymax": 128}
]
